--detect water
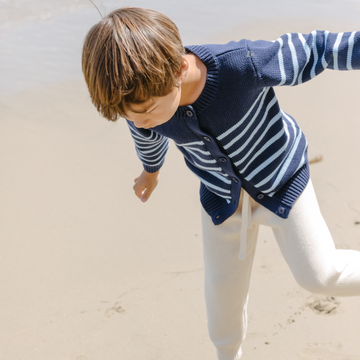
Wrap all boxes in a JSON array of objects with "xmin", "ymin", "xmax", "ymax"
[{"xmin": 0, "ymin": 0, "xmax": 360, "ymax": 98}]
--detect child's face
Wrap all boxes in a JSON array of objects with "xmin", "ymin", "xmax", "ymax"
[{"xmin": 126, "ymin": 87, "xmax": 181, "ymax": 129}]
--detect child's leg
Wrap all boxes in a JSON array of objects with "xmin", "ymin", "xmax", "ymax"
[
  {"xmin": 257, "ymin": 180, "xmax": 360, "ymax": 296},
  {"xmin": 201, "ymin": 206, "xmax": 259, "ymax": 360}
]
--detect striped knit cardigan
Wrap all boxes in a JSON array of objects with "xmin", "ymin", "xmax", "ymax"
[{"xmin": 127, "ymin": 31, "xmax": 360, "ymax": 225}]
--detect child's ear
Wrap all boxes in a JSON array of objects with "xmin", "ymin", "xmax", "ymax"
[{"xmin": 178, "ymin": 56, "xmax": 189, "ymax": 82}]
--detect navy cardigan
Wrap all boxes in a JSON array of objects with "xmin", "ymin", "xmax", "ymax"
[{"xmin": 127, "ymin": 30, "xmax": 360, "ymax": 225}]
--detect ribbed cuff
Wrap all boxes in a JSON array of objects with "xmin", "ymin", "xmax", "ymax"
[
  {"xmin": 217, "ymin": 347, "xmax": 242, "ymax": 360},
  {"xmin": 143, "ymin": 163, "xmax": 163, "ymax": 173}
]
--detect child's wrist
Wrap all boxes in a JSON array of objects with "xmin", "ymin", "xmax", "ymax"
[{"xmin": 144, "ymin": 169, "xmax": 160, "ymax": 176}]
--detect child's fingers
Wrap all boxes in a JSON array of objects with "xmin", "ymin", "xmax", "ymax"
[
  {"xmin": 132, "ymin": 170, "xmax": 159, "ymax": 202},
  {"xmin": 140, "ymin": 186, "xmax": 155, "ymax": 202},
  {"xmin": 133, "ymin": 182, "xmax": 154, "ymax": 202},
  {"xmin": 133, "ymin": 186, "xmax": 150, "ymax": 202},
  {"xmin": 133, "ymin": 183, "xmax": 144, "ymax": 197},
  {"xmin": 140, "ymin": 186, "xmax": 154, "ymax": 202},
  {"xmin": 133, "ymin": 176, "xmax": 142, "ymax": 191}
]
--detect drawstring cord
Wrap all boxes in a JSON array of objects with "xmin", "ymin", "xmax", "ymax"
[{"xmin": 239, "ymin": 191, "xmax": 252, "ymax": 260}]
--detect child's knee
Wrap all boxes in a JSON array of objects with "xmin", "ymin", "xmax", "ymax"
[{"xmin": 294, "ymin": 272, "xmax": 339, "ymax": 295}]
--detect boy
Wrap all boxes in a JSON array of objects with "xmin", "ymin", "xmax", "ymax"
[{"xmin": 82, "ymin": 7, "xmax": 360, "ymax": 360}]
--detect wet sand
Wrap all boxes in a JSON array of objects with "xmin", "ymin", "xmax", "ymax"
[{"xmin": 1, "ymin": 3, "xmax": 360, "ymax": 360}]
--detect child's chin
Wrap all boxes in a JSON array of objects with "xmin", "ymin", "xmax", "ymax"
[{"xmin": 146, "ymin": 120, "xmax": 167, "ymax": 129}]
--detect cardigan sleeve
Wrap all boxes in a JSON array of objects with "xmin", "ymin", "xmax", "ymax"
[
  {"xmin": 126, "ymin": 120, "xmax": 169, "ymax": 173},
  {"xmin": 247, "ymin": 30, "xmax": 360, "ymax": 87}
]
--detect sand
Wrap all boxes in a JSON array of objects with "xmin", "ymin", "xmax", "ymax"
[{"xmin": 1, "ymin": 7, "xmax": 360, "ymax": 360}]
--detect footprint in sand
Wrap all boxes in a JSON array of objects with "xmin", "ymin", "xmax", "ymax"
[
  {"xmin": 306, "ymin": 295, "xmax": 340, "ymax": 315},
  {"xmin": 104, "ymin": 301, "xmax": 125, "ymax": 318}
]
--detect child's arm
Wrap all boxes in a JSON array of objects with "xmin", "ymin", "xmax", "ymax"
[
  {"xmin": 133, "ymin": 169, "xmax": 160, "ymax": 202},
  {"xmin": 248, "ymin": 31, "xmax": 360, "ymax": 87},
  {"xmin": 126, "ymin": 121, "xmax": 169, "ymax": 201}
]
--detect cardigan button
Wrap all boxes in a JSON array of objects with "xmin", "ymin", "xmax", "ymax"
[
  {"xmin": 219, "ymin": 157, "xmax": 227, "ymax": 163},
  {"xmin": 278, "ymin": 207, "xmax": 285, "ymax": 215},
  {"xmin": 257, "ymin": 194, "xmax": 264, "ymax": 200},
  {"xmin": 232, "ymin": 177, "xmax": 239, "ymax": 183},
  {"xmin": 203, "ymin": 136, "xmax": 211, "ymax": 142},
  {"xmin": 186, "ymin": 110, "xmax": 194, "ymax": 118},
  {"xmin": 215, "ymin": 215, "xmax": 220, "ymax": 219}
]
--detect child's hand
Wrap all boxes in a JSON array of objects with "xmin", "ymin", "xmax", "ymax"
[{"xmin": 133, "ymin": 170, "xmax": 160, "ymax": 202}]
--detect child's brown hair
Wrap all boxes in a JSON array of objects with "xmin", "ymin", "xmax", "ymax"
[{"xmin": 82, "ymin": 7, "xmax": 185, "ymax": 121}]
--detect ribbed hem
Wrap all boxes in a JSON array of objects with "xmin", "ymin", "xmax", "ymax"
[
  {"xmin": 200, "ymin": 183, "xmax": 224, "ymax": 214},
  {"xmin": 217, "ymin": 347, "xmax": 242, "ymax": 360},
  {"xmin": 274, "ymin": 162, "xmax": 310, "ymax": 207}
]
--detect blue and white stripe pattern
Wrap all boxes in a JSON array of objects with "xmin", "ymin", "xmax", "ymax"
[
  {"xmin": 175, "ymin": 140, "xmax": 232, "ymax": 202},
  {"xmin": 127, "ymin": 31, "xmax": 360, "ymax": 224},
  {"xmin": 252, "ymin": 30, "xmax": 360, "ymax": 88},
  {"xmin": 128, "ymin": 125, "xmax": 169, "ymax": 169},
  {"xmin": 215, "ymin": 87, "xmax": 307, "ymax": 197}
]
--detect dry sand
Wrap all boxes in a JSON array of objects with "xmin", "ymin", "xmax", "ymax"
[{"xmin": 1, "ymin": 13, "xmax": 360, "ymax": 360}]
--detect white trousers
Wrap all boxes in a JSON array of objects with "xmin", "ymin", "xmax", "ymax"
[{"xmin": 201, "ymin": 180, "xmax": 360, "ymax": 360}]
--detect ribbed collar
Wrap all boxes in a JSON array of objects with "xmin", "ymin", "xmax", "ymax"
[{"xmin": 174, "ymin": 45, "xmax": 219, "ymax": 118}]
